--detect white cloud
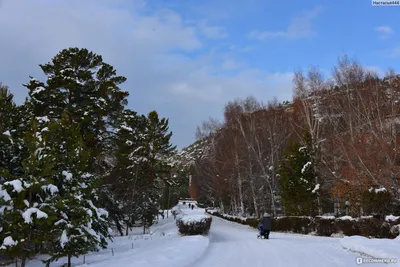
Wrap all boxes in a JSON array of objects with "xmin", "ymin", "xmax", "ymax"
[
  {"xmin": 198, "ymin": 21, "xmax": 228, "ymax": 39},
  {"xmin": 248, "ymin": 6, "xmax": 324, "ymax": 40},
  {"xmin": 221, "ymin": 59, "xmax": 243, "ymax": 70},
  {"xmin": 0, "ymin": 0, "xmax": 292, "ymax": 148},
  {"xmin": 375, "ymin": 26, "xmax": 394, "ymax": 39},
  {"xmin": 228, "ymin": 45, "xmax": 255, "ymax": 53},
  {"xmin": 167, "ymin": 68, "xmax": 293, "ymax": 104}
]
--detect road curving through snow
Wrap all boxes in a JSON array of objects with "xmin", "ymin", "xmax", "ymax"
[{"xmin": 192, "ymin": 215, "xmax": 389, "ymax": 267}]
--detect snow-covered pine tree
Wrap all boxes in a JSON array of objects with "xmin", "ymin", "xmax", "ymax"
[
  {"xmin": 0, "ymin": 83, "xmax": 15, "ymax": 131},
  {"xmin": 0, "ymin": 118, "xmax": 56, "ymax": 267},
  {"xmin": 139, "ymin": 111, "xmax": 176, "ymax": 231},
  {"xmin": 23, "ymin": 47, "xmax": 129, "ymax": 172},
  {"xmin": 160, "ymin": 154, "xmax": 188, "ymax": 211},
  {"xmin": 0, "ymin": 84, "xmax": 17, "ymax": 176},
  {"xmin": 277, "ymin": 133, "xmax": 319, "ymax": 216},
  {"xmin": 43, "ymin": 113, "xmax": 111, "ymax": 267},
  {"xmin": 0, "ymin": 85, "xmax": 31, "ymax": 180},
  {"xmin": 108, "ymin": 109, "xmax": 148, "ymax": 235},
  {"xmin": 109, "ymin": 110, "xmax": 176, "ymax": 234}
]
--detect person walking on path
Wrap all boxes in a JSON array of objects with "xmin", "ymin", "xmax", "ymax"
[{"xmin": 257, "ymin": 213, "xmax": 271, "ymax": 239}]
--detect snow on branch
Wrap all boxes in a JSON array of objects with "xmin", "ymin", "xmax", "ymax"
[
  {"xmin": 4, "ymin": 180, "xmax": 23, "ymax": 193},
  {"xmin": 301, "ymin": 162, "xmax": 312, "ymax": 174},
  {"xmin": 312, "ymin": 184, "xmax": 320, "ymax": 193},
  {"xmin": 22, "ymin": 208, "xmax": 48, "ymax": 224},
  {"xmin": 0, "ymin": 236, "xmax": 18, "ymax": 250}
]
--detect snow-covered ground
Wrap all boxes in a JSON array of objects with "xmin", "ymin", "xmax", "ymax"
[
  {"xmin": 341, "ymin": 236, "xmax": 400, "ymax": 265},
  {"xmin": 22, "ymin": 206, "xmax": 399, "ymax": 267},
  {"xmin": 191, "ymin": 216, "xmax": 397, "ymax": 267},
  {"xmin": 24, "ymin": 207, "xmax": 209, "ymax": 267}
]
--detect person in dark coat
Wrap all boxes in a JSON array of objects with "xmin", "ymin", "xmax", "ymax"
[{"xmin": 258, "ymin": 213, "xmax": 271, "ymax": 239}]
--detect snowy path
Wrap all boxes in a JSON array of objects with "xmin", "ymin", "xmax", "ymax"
[
  {"xmin": 193, "ymin": 215, "xmax": 387, "ymax": 267},
  {"xmin": 23, "ymin": 208, "xmax": 396, "ymax": 266}
]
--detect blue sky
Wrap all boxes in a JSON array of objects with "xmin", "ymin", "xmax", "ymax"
[{"xmin": 0, "ymin": 0, "xmax": 399, "ymax": 148}]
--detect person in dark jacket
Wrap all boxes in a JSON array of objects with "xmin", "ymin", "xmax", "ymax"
[{"xmin": 258, "ymin": 213, "xmax": 271, "ymax": 239}]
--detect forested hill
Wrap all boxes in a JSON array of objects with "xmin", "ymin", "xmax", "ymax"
[{"xmin": 185, "ymin": 57, "xmax": 400, "ymax": 219}]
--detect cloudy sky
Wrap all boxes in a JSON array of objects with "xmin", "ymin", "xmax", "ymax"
[{"xmin": 1, "ymin": 0, "xmax": 399, "ymax": 149}]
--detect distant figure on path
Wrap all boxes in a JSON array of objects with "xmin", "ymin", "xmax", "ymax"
[
  {"xmin": 191, "ymin": 205, "xmax": 194, "ymax": 210},
  {"xmin": 188, "ymin": 203, "xmax": 191, "ymax": 209},
  {"xmin": 258, "ymin": 213, "xmax": 271, "ymax": 239}
]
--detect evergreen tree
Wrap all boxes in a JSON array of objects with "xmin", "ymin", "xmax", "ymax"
[
  {"xmin": 0, "ymin": 118, "xmax": 57, "ymax": 267},
  {"xmin": 0, "ymin": 84, "xmax": 17, "ymax": 176},
  {"xmin": 108, "ymin": 110, "xmax": 176, "ymax": 234},
  {"xmin": 107, "ymin": 110, "xmax": 148, "ymax": 235},
  {"xmin": 0, "ymin": 83, "xmax": 15, "ymax": 131},
  {"xmin": 0, "ymin": 84, "xmax": 28, "ymax": 179},
  {"xmin": 277, "ymin": 133, "xmax": 319, "ymax": 216},
  {"xmin": 23, "ymin": 47, "xmax": 129, "ymax": 172},
  {"xmin": 140, "ymin": 111, "xmax": 176, "ymax": 229},
  {"xmin": 43, "ymin": 114, "xmax": 111, "ymax": 267}
]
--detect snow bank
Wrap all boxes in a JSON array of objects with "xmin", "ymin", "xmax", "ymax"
[
  {"xmin": 317, "ymin": 215, "xmax": 336, "ymax": 219},
  {"xmin": 386, "ymin": 215, "xmax": 400, "ymax": 222},
  {"xmin": 341, "ymin": 236, "xmax": 400, "ymax": 266},
  {"xmin": 207, "ymin": 210, "xmax": 255, "ymax": 222},
  {"xmin": 75, "ymin": 235, "xmax": 209, "ymax": 267},
  {"xmin": 29, "ymin": 210, "xmax": 210, "ymax": 267},
  {"xmin": 337, "ymin": 216, "xmax": 356, "ymax": 221}
]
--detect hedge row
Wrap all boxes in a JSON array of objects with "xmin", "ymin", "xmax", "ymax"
[
  {"xmin": 207, "ymin": 211, "xmax": 400, "ymax": 239},
  {"xmin": 176, "ymin": 216, "xmax": 212, "ymax": 236},
  {"xmin": 172, "ymin": 205, "xmax": 212, "ymax": 236}
]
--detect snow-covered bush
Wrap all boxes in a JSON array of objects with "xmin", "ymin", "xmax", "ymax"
[
  {"xmin": 334, "ymin": 219, "xmax": 360, "ymax": 236},
  {"xmin": 361, "ymin": 188, "xmax": 392, "ymax": 216},
  {"xmin": 390, "ymin": 224, "xmax": 400, "ymax": 236},
  {"xmin": 176, "ymin": 215, "xmax": 212, "ymax": 236},
  {"xmin": 358, "ymin": 219, "xmax": 391, "ymax": 238},
  {"xmin": 271, "ymin": 217, "xmax": 314, "ymax": 234},
  {"xmin": 246, "ymin": 218, "xmax": 260, "ymax": 228},
  {"xmin": 315, "ymin": 217, "xmax": 337, "ymax": 236}
]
